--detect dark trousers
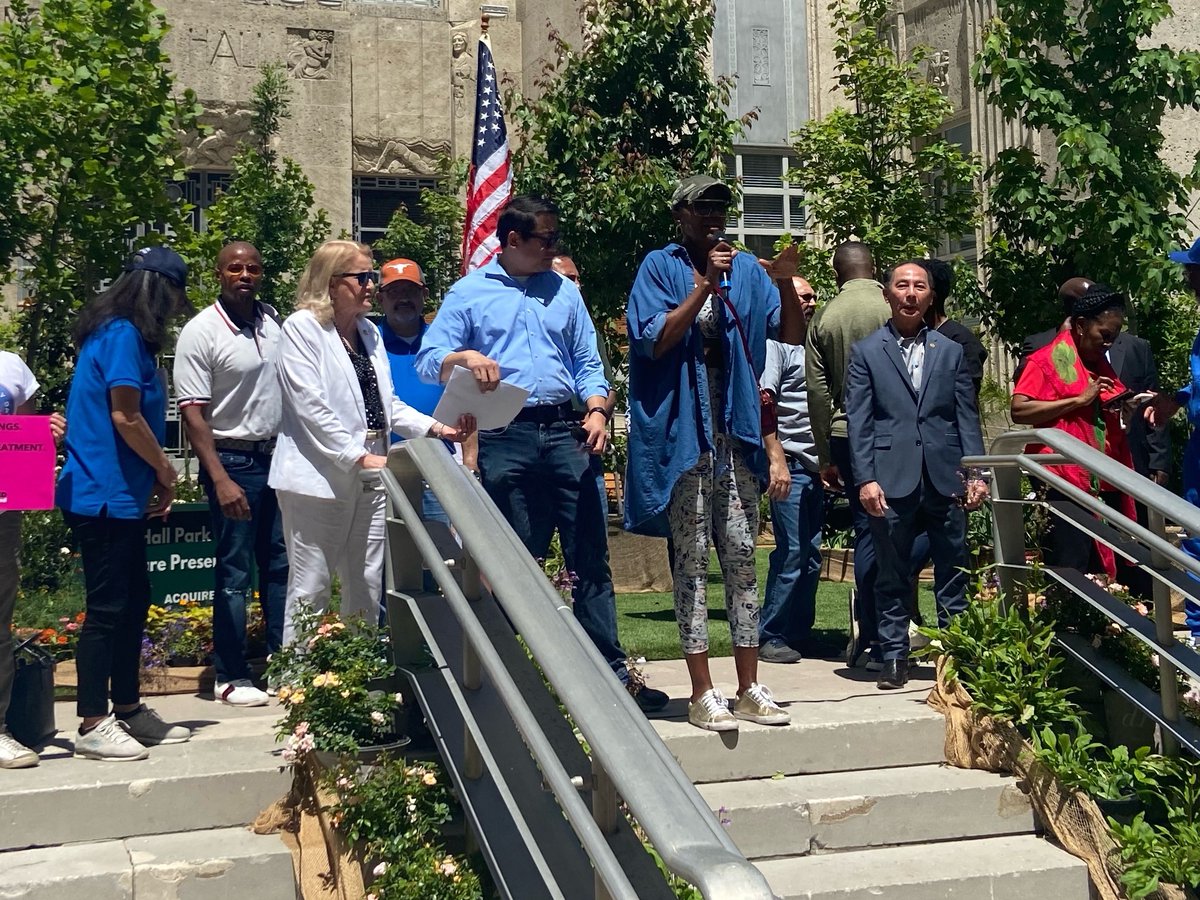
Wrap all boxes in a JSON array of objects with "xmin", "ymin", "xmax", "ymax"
[
  {"xmin": 830, "ymin": 435, "xmax": 879, "ymax": 644},
  {"xmin": 761, "ymin": 459, "xmax": 824, "ymax": 646},
  {"xmin": 200, "ymin": 449, "xmax": 288, "ymax": 683},
  {"xmin": 1045, "ymin": 488, "xmax": 1122, "ymax": 574},
  {"xmin": 478, "ymin": 421, "xmax": 627, "ymax": 680},
  {"xmin": 869, "ymin": 474, "xmax": 969, "ymax": 660},
  {"xmin": 66, "ymin": 513, "xmax": 152, "ymax": 718},
  {"xmin": 0, "ymin": 513, "xmax": 20, "ymax": 732}
]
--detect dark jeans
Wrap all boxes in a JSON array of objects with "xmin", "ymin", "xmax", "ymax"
[
  {"xmin": 869, "ymin": 475, "xmax": 969, "ymax": 660},
  {"xmin": 66, "ymin": 512, "xmax": 152, "ymax": 718},
  {"xmin": 761, "ymin": 459, "xmax": 824, "ymax": 646},
  {"xmin": 0, "ymin": 513, "xmax": 20, "ymax": 732},
  {"xmin": 830, "ymin": 435, "xmax": 879, "ymax": 644},
  {"xmin": 1045, "ymin": 488, "xmax": 1121, "ymax": 575},
  {"xmin": 200, "ymin": 450, "xmax": 287, "ymax": 683},
  {"xmin": 478, "ymin": 421, "xmax": 627, "ymax": 680},
  {"xmin": 1184, "ymin": 435, "xmax": 1200, "ymax": 637}
]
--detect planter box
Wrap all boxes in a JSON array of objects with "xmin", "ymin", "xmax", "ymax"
[{"xmin": 54, "ymin": 660, "xmax": 214, "ymax": 698}]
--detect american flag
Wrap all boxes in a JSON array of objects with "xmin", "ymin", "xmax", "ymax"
[{"xmin": 461, "ymin": 35, "xmax": 511, "ymax": 273}]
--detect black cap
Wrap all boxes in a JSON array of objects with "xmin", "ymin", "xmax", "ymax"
[{"xmin": 125, "ymin": 246, "xmax": 188, "ymax": 289}]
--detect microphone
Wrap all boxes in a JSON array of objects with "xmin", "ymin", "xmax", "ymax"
[{"xmin": 714, "ymin": 232, "xmax": 732, "ymax": 293}]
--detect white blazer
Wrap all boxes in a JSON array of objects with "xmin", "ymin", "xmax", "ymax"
[{"xmin": 269, "ymin": 309, "xmax": 436, "ymax": 500}]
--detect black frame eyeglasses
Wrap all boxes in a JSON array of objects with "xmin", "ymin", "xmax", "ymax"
[
  {"xmin": 336, "ymin": 270, "xmax": 380, "ymax": 287},
  {"xmin": 525, "ymin": 230, "xmax": 562, "ymax": 249}
]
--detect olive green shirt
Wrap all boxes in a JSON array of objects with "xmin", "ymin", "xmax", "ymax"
[{"xmin": 805, "ymin": 278, "xmax": 890, "ymax": 468}]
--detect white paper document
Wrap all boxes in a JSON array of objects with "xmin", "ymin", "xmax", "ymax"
[{"xmin": 432, "ymin": 365, "xmax": 531, "ymax": 432}]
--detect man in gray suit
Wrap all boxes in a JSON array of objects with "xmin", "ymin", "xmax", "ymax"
[{"xmin": 845, "ymin": 261, "xmax": 988, "ymax": 689}]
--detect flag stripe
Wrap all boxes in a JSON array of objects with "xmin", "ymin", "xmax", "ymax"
[{"xmin": 461, "ymin": 36, "xmax": 512, "ymax": 275}]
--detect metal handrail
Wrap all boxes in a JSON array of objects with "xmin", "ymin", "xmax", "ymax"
[
  {"xmin": 382, "ymin": 439, "xmax": 775, "ymax": 900},
  {"xmin": 965, "ymin": 428, "xmax": 1200, "ymax": 756}
]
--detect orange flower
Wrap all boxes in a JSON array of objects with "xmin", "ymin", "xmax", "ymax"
[{"xmin": 57, "ymin": 635, "xmax": 68, "ymax": 644}]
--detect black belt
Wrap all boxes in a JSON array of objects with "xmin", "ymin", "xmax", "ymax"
[
  {"xmin": 512, "ymin": 402, "xmax": 576, "ymax": 425},
  {"xmin": 214, "ymin": 437, "xmax": 276, "ymax": 454}
]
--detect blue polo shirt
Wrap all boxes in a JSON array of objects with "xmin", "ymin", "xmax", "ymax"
[
  {"xmin": 56, "ymin": 318, "xmax": 166, "ymax": 519},
  {"xmin": 377, "ymin": 318, "xmax": 446, "ymax": 442}
]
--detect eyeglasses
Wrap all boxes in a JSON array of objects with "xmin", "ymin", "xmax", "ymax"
[
  {"xmin": 798, "ymin": 292, "xmax": 817, "ymax": 302},
  {"xmin": 336, "ymin": 271, "xmax": 380, "ymax": 287},
  {"xmin": 223, "ymin": 262, "xmax": 263, "ymax": 277},
  {"xmin": 689, "ymin": 201, "xmax": 729, "ymax": 217},
  {"xmin": 525, "ymin": 231, "xmax": 562, "ymax": 249}
]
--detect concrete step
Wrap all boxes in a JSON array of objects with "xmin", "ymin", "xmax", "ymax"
[
  {"xmin": 0, "ymin": 827, "xmax": 296, "ymax": 900},
  {"xmin": 755, "ymin": 834, "xmax": 1090, "ymax": 900},
  {"xmin": 698, "ymin": 764, "xmax": 1036, "ymax": 859}
]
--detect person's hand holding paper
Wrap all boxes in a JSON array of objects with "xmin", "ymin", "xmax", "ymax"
[{"xmin": 432, "ymin": 366, "xmax": 530, "ymax": 431}]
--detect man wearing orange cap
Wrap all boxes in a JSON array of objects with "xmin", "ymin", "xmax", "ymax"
[{"xmin": 376, "ymin": 258, "xmax": 467, "ymax": 524}]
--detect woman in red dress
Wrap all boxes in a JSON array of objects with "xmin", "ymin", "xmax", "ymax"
[{"xmin": 1011, "ymin": 285, "xmax": 1136, "ymax": 577}]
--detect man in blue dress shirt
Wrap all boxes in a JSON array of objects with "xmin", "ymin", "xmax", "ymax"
[{"xmin": 416, "ymin": 196, "xmax": 668, "ymax": 711}]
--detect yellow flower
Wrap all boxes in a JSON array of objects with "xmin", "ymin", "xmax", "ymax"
[
  {"xmin": 340, "ymin": 690, "xmax": 350, "ymax": 698},
  {"xmin": 290, "ymin": 690, "xmax": 305, "ymax": 705},
  {"xmin": 422, "ymin": 772, "xmax": 437, "ymax": 786},
  {"xmin": 276, "ymin": 686, "xmax": 292, "ymax": 702},
  {"xmin": 312, "ymin": 672, "xmax": 341, "ymax": 688}
]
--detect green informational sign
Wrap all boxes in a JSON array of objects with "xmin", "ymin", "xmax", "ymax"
[{"xmin": 144, "ymin": 503, "xmax": 218, "ymax": 608}]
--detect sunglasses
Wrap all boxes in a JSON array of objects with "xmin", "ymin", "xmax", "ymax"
[
  {"xmin": 689, "ymin": 200, "xmax": 729, "ymax": 217},
  {"xmin": 223, "ymin": 262, "xmax": 263, "ymax": 277},
  {"xmin": 525, "ymin": 230, "xmax": 562, "ymax": 249},
  {"xmin": 336, "ymin": 270, "xmax": 380, "ymax": 287},
  {"xmin": 798, "ymin": 292, "xmax": 817, "ymax": 302}
]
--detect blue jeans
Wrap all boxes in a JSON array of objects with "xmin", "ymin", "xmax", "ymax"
[
  {"xmin": 869, "ymin": 475, "xmax": 969, "ymax": 660},
  {"xmin": 761, "ymin": 460, "xmax": 824, "ymax": 646},
  {"xmin": 478, "ymin": 422, "xmax": 627, "ymax": 680},
  {"xmin": 1182, "ymin": 434, "xmax": 1200, "ymax": 637},
  {"xmin": 200, "ymin": 450, "xmax": 287, "ymax": 683},
  {"xmin": 831, "ymin": 435, "xmax": 879, "ymax": 644}
]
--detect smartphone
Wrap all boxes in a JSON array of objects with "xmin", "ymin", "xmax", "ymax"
[{"xmin": 1102, "ymin": 389, "xmax": 1133, "ymax": 410}]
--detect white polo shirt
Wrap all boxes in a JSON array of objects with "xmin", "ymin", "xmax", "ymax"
[{"xmin": 173, "ymin": 300, "xmax": 283, "ymax": 442}]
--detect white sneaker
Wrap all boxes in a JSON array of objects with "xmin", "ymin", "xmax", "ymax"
[
  {"xmin": 215, "ymin": 679, "xmax": 271, "ymax": 707},
  {"xmin": 909, "ymin": 622, "xmax": 932, "ymax": 651},
  {"xmin": 0, "ymin": 732, "xmax": 39, "ymax": 768},
  {"xmin": 687, "ymin": 688, "xmax": 738, "ymax": 732},
  {"xmin": 733, "ymin": 683, "xmax": 791, "ymax": 725},
  {"xmin": 120, "ymin": 706, "xmax": 192, "ymax": 745},
  {"xmin": 74, "ymin": 715, "xmax": 149, "ymax": 761}
]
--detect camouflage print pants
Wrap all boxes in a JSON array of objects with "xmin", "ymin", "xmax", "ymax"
[{"xmin": 667, "ymin": 434, "xmax": 761, "ymax": 655}]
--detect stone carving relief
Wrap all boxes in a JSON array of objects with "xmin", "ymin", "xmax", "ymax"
[
  {"xmin": 287, "ymin": 28, "xmax": 334, "ymax": 80},
  {"xmin": 751, "ymin": 27, "xmax": 770, "ymax": 86},
  {"xmin": 180, "ymin": 26, "xmax": 263, "ymax": 70},
  {"xmin": 353, "ymin": 137, "xmax": 450, "ymax": 176},
  {"xmin": 451, "ymin": 31, "xmax": 474, "ymax": 119},
  {"xmin": 178, "ymin": 102, "xmax": 256, "ymax": 169},
  {"xmin": 928, "ymin": 49, "xmax": 951, "ymax": 95}
]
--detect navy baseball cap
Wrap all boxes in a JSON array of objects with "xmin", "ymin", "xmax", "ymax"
[
  {"xmin": 1168, "ymin": 236, "xmax": 1200, "ymax": 266},
  {"xmin": 126, "ymin": 246, "xmax": 188, "ymax": 288}
]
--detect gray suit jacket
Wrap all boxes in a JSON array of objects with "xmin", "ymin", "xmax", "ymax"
[{"xmin": 845, "ymin": 324, "xmax": 986, "ymax": 499}]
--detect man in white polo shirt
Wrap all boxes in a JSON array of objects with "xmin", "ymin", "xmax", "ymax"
[{"xmin": 174, "ymin": 242, "xmax": 286, "ymax": 707}]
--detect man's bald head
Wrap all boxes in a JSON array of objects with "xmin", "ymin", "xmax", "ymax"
[
  {"xmin": 217, "ymin": 241, "xmax": 261, "ymax": 269},
  {"xmin": 832, "ymin": 241, "xmax": 874, "ymax": 286},
  {"xmin": 1058, "ymin": 277, "xmax": 1094, "ymax": 314}
]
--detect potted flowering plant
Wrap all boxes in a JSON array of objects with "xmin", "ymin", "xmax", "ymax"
[{"xmin": 268, "ymin": 602, "xmax": 406, "ymax": 764}]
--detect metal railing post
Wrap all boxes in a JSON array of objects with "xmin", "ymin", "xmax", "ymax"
[
  {"xmin": 593, "ymin": 758, "xmax": 618, "ymax": 900},
  {"xmin": 991, "ymin": 463, "xmax": 1027, "ymax": 611},
  {"xmin": 462, "ymin": 553, "xmax": 484, "ymax": 780},
  {"xmin": 1148, "ymin": 509, "xmax": 1181, "ymax": 756}
]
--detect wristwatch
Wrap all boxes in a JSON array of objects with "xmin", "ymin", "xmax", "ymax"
[{"xmin": 587, "ymin": 406, "xmax": 610, "ymax": 421}]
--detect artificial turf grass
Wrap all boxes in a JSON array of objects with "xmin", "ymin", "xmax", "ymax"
[{"xmin": 616, "ymin": 548, "xmax": 938, "ymax": 661}]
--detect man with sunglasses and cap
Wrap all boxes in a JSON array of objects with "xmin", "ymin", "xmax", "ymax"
[
  {"xmin": 174, "ymin": 242, "xmax": 285, "ymax": 707},
  {"xmin": 416, "ymin": 195, "xmax": 670, "ymax": 713}
]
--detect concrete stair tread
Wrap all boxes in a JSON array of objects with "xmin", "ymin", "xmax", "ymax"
[
  {"xmin": 698, "ymin": 764, "xmax": 1035, "ymax": 858},
  {"xmin": 0, "ymin": 827, "xmax": 295, "ymax": 900},
  {"xmin": 755, "ymin": 834, "xmax": 1089, "ymax": 900}
]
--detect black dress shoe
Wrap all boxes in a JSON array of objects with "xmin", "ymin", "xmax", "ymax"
[{"xmin": 877, "ymin": 659, "xmax": 909, "ymax": 690}]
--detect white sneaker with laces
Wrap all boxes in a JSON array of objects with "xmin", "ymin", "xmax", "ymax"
[
  {"xmin": 0, "ymin": 732, "xmax": 39, "ymax": 768},
  {"xmin": 120, "ymin": 706, "xmax": 192, "ymax": 746},
  {"xmin": 74, "ymin": 715, "xmax": 149, "ymax": 761},
  {"xmin": 687, "ymin": 688, "xmax": 738, "ymax": 732},
  {"xmin": 733, "ymin": 682, "xmax": 791, "ymax": 725},
  {"xmin": 215, "ymin": 679, "xmax": 271, "ymax": 707}
]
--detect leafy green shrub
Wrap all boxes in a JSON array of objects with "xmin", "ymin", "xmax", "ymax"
[
  {"xmin": 18, "ymin": 508, "xmax": 75, "ymax": 592},
  {"xmin": 1111, "ymin": 815, "xmax": 1200, "ymax": 899}
]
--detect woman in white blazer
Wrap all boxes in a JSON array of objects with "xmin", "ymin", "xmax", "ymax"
[{"xmin": 269, "ymin": 240, "xmax": 473, "ymax": 643}]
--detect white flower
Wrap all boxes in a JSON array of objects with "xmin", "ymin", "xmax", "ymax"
[
  {"xmin": 373, "ymin": 862, "xmax": 388, "ymax": 877},
  {"xmin": 59, "ymin": 546, "xmax": 70, "ymax": 555},
  {"xmin": 393, "ymin": 692, "xmax": 404, "ymax": 703},
  {"xmin": 370, "ymin": 711, "xmax": 387, "ymax": 726}
]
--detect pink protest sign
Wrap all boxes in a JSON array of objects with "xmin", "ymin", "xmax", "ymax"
[{"xmin": 0, "ymin": 415, "xmax": 56, "ymax": 511}]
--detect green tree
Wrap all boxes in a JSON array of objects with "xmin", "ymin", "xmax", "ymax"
[
  {"xmin": 186, "ymin": 63, "xmax": 330, "ymax": 316},
  {"xmin": 371, "ymin": 157, "xmax": 467, "ymax": 307},
  {"xmin": 508, "ymin": 0, "xmax": 750, "ymax": 341},
  {"xmin": 788, "ymin": 0, "xmax": 980, "ymax": 268},
  {"xmin": 0, "ymin": 0, "xmax": 202, "ymax": 404},
  {"xmin": 970, "ymin": 0, "xmax": 1200, "ymax": 359}
]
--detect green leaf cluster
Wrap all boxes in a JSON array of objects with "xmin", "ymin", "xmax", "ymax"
[
  {"xmin": 0, "ymin": 0, "xmax": 202, "ymax": 404},
  {"xmin": 788, "ymin": 0, "xmax": 980, "ymax": 267},
  {"xmin": 969, "ymin": 0, "xmax": 1200, "ymax": 352},
  {"xmin": 509, "ymin": 0, "xmax": 749, "ymax": 339},
  {"xmin": 178, "ymin": 63, "xmax": 330, "ymax": 317},
  {"xmin": 372, "ymin": 156, "xmax": 467, "ymax": 307}
]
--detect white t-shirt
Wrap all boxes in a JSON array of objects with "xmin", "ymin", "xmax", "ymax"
[
  {"xmin": 0, "ymin": 351, "xmax": 38, "ymax": 415},
  {"xmin": 173, "ymin": 301, "xmax": 283, "ymax": 441}
]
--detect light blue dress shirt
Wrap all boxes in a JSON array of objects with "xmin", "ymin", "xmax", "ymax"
[{"xmin": 414, "ymin": 257, "xmax": 609, "ymax": 406}]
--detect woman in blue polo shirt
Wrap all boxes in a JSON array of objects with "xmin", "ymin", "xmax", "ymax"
[{"xmin": 56, "ymin": 248, "xmax": 195, "ymax": 761}]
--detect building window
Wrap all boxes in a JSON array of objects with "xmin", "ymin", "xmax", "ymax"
[
  {"xmin": 353, "ymin": 176, "xmax": 439, "ymax": 247},
  {"xmin": 180, "ymin": 171, "xmax": 232, "ymax": 233},
  {"xmin": 937, "ymin": 120, "xmax": 977, "ymax": 257},
  {"xmin": 722, "ymin": 152, "xmax": 806, "ymax": 260}
]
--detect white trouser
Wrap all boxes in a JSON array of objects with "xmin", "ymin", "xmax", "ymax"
[{"xmin": 277, "ymin": 475, "xmax": 386, "ymax": 645}]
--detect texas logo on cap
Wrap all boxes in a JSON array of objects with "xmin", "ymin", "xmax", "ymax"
[{"xmin": 380, "ymin": 259, "xmax": 426, "ymax": 287}]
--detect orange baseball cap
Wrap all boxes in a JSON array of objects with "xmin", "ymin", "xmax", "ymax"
[{"xmin": 380, "ymin": 258, "xmax": 426, "ymax": 287}]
